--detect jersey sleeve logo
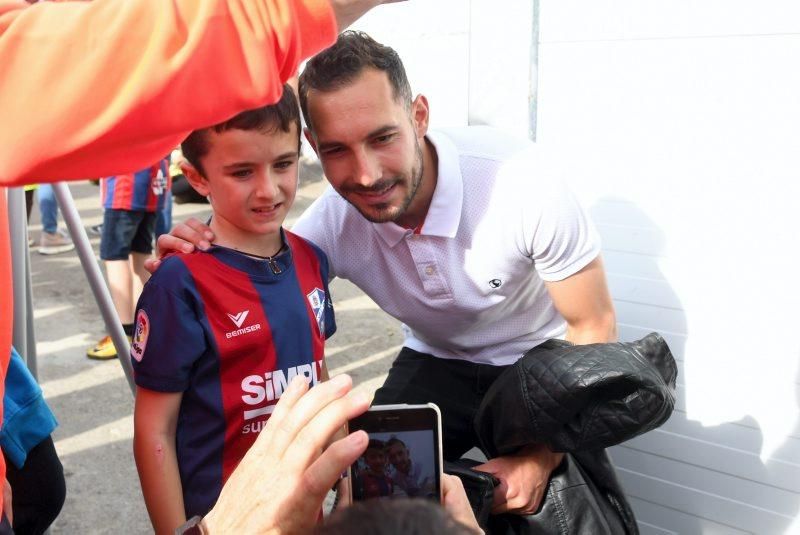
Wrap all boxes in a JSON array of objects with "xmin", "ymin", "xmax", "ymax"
[
  {"xmin": 131, "ymin": 309, "xmax": 150, "ymax": 362},
  {"xmin": 306, "ymin": 288, "xmax": 326, "ymax": 334}
]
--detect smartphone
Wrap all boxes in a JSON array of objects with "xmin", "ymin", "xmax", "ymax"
[{"xmin": 346, "ymin": 403, "xmax": 443, "ymax": 503}]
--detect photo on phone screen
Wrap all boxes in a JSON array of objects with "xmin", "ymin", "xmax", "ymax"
[{"xmin": 348, "ymin": 404, "xmax": 442, "ymax": 503}]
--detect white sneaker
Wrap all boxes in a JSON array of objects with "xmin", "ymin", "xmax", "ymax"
[{"xmin": 39, "ymin": 229, "xmax": 75, "ymax": 255}]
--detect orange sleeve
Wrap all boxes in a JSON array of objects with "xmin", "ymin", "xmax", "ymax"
[{"xmin": 0, "ymin": 0, "xmax": 337, "ymax": 186}]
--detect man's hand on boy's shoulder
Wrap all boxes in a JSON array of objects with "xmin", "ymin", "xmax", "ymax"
[{"xmin": 144, "ymin": 218, "xmax": 216, "ymax": 273}]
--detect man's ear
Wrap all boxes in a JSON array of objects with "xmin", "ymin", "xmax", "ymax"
[
  {"xmin": 411, "ymin": 94, "xmax": 430, "ymax": 140},
  {"xmin": 303, "ymin": 127, "xmax": 318, "ymax": 154},
  {"xmin": 181, "ymin": 162, "xmax": 210, "ymax": 198}
]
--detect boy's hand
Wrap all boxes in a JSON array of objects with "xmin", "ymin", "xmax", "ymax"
[{"xmin": 143, "ymin": 217, "xmax": 215, "ymax": 273}]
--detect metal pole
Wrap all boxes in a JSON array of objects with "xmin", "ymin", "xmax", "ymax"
[
  {"xmin": 7, "ymin": 187, "xmax": 39, "ymax": 379},
  {"xmin": 23, "ymin": 247, "xmax": 37, "ymax": 378},
  {"xmin": 52, "ymin": 182, "xmax": 135, "ymax": 395}
]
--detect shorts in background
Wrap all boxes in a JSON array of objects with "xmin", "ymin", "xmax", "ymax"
[{"xmin": 100, "ymin": 209, "xmax": 156, "ymax": 261}]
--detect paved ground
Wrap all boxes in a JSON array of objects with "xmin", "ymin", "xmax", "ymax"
[{"xmin": 26, "ymin": 170, "xmax": 401, "ymax": 533}]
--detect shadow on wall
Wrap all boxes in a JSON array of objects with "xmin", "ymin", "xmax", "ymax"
[{"xmin": 591, "ymin": 198, "xmax": 800, "ymax": 535}]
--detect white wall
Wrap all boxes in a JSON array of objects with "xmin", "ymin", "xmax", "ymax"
[
  {"xmin": 354, "ymin": 1, "xmax": 800, "ymax": 533},
  {"xmin": 350, "ymin": 0, "xmax": 470, "ymax": 127},
  {"xmin": 537, "ymin": 2, "xmax": 800, "ymax": 533}
]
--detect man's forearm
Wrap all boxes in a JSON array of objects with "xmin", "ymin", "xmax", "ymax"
[
  {"xmin": 565, "ymin": 317, "xmax": 618, "ymax": 345},
  {"xmin": 330, "ymin": 0, "xmax": 404, "ymax": 29}
]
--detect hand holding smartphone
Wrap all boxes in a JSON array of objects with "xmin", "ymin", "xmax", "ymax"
[{"xmin": 347, "ymin": 403, "xmax": 443, "ymax": 503}]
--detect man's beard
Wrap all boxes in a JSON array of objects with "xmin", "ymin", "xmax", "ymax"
[{"xmin": 343, "ymin": 140, "xmax": 424, "ymax": 224}]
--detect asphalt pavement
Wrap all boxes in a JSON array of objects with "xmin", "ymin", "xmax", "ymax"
[{"xmin": 27, "ymin": 171, "xmax": 400, "ymax": 533}]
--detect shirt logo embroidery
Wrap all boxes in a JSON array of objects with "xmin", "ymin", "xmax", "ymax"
[
  {"xmin": 225, "ymin": 310, "xmax": 262, "ymax": 339},
  {"xmin": 306, "ymin": 288, "xmax": 326, "ymax": 334},
  {"xmin": 130, "ymin": 309, "xmax": 150, "ymax": 362},
  {"xmin": 226, "ymin": 310, "xmax": 250, "ymax": 328},
  {"xmin": 489, "ymin": 279, "xmax": 503, "ymax": 289}
]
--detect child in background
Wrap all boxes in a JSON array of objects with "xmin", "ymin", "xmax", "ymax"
[
  {"xmin": 132, "ymin": 85, "xmax": 336, "ymax": 534},
  {"xmin": 86, "ymin": 157, "xmax": 170, "ymax": 359}
]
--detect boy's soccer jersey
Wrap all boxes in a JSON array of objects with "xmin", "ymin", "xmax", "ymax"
[
  {"xmin": 131, "ymin": 230, "xmax": 336, "ymax": 518},
  {"xmin": 357, "ymin": 471, "xmax": 394, "ymax": 500},
  {"xmin": 101, "ymin": 157, "xmax": 170, "ymax": 212}
]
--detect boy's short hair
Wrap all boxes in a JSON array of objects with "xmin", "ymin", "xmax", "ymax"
[
  {"xmin": 181, "ymin": 84, "xmax": 301, "ymax": 176},
  {"xmin": 298, "ymin": 31, "xmax": 412, "ymax": 131}
]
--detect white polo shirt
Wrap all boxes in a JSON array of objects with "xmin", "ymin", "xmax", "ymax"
[{"xmin": 292, "ymin": 126, "xmax": 600, "ymax": 366}]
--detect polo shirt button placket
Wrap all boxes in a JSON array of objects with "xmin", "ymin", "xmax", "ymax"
[{"xmin": 406, "ymin": 236, "xmax": 451, "ymax": 298}]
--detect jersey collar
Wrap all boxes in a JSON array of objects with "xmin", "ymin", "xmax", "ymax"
[
  {"xmin": 205, "ymin": 229, "xmax": 292, "ymax": 279},
  {"xmin": 372, "ymin": 130, "xmax": 464, "ymax": 247}
]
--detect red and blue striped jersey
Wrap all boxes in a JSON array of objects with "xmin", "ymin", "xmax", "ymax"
[
  {"xmin": 130, "ymin": 230, "xmax": 335, "ymax": 518},
  {"xmin": 101, "ymin": 157, "xmax": 170, "ymax": 212}
]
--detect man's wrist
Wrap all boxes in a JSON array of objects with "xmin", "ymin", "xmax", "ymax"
[{"xmin": 519, "ymin": 443, "xmax": 563, "ymax": 470}]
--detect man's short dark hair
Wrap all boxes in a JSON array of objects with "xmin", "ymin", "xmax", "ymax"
[
  {"xmin": 181, "ymin": 84, "xmax": 300, "ymax": 176},
  {"xmin": 298, "ymin": 31, "xmax": 412, "ymax": 131}
]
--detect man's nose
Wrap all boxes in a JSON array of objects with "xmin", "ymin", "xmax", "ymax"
[{"xmin": 352, "ymin": 147, "xmax": 380, "ymax": 187}]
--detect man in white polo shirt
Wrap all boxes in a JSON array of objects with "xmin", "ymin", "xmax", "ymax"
[
  {"xmin": 160, "ymin": 32, "xmax": 616, "ymax": 517},
  {"xmin": 293, "ymin": 32, "xmax": 616, "ymax": 516}
]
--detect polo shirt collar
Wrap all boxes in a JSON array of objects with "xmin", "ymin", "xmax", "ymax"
[{"xmin": 372, "ymin": 130, "xmax": 463, "ymax": 247}]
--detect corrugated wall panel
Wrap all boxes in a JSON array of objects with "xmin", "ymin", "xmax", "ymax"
[
  {"xmin": 629, "ymin": 496, "xmax": 751, "ymax": 535},
  {"xmin": 614, "ymin": 459, "xmax": 796, "ymax": 533},
  {"xmin": 612, "ymin": 447, "xmax": 798, "ymax": 517},
  {"xmin": 622, "ymin": 428, "xmax": 800, "ymax": 493}
]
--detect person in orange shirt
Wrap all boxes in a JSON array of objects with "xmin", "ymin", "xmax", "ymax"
[{"xmin": 0, "ymin": 0, "xmax": 402, "ymax": 527}]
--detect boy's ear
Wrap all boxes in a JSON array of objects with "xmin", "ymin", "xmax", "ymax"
[
  {"xmin": 181, "ymin": 162, "xmax": 210, "ymax": 197},
  {"xmin": 303, "ymin": 127, "xmax": 318, "ymax": 154}
]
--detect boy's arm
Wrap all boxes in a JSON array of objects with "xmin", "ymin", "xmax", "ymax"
[{"xmin": 134, "ymin": 386, "xmax": 185, "ymax": 535}]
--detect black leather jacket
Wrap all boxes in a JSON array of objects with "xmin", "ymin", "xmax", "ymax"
[{"xmin": 472, "ymin": 333, "xmax": 677, "ymax": 535}]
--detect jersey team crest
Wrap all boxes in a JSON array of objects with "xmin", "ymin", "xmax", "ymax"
[
  {"xmin": 306, "ymin": 287, "xmax": 326, "ymax": 334},
  {"xmin": 131, "ymin": 309, "xmax": 150, "ymax": 362}
]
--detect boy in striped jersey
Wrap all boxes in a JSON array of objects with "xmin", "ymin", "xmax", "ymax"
[{"xmin": 132, "ymin": 85, "xmax": 336, "ymax": 533}]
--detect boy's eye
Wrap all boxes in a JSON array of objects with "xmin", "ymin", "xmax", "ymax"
[
  {"xmin": 231, "ymin": 169, "xmax": 253, "ymax": 178},
  {"xmin": 274, "ymin": 160, "xmax": 295, "ymax": 170}
]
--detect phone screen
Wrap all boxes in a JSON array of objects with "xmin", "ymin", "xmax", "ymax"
[{"xmin": 348, "ymin": 404, "xmax": 442, "ymax": 502}]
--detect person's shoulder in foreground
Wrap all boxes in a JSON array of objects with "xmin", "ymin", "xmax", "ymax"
[{"xmin": 0, "ymin": 0, "xmax": 339, "ymax": 186}]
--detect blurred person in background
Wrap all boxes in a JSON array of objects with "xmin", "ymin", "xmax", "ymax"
[{"xmin": 86, "ymin": 158, "xmax": 169, "ymax": 360}]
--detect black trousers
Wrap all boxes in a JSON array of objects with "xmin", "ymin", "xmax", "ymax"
[
  {"xmin": 373, "ymin": 347, "xmax": 510, "ymax": 461},
  {"xmin": 4, "ymin": 436, "xmax": 66, "ymax": 535}
]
